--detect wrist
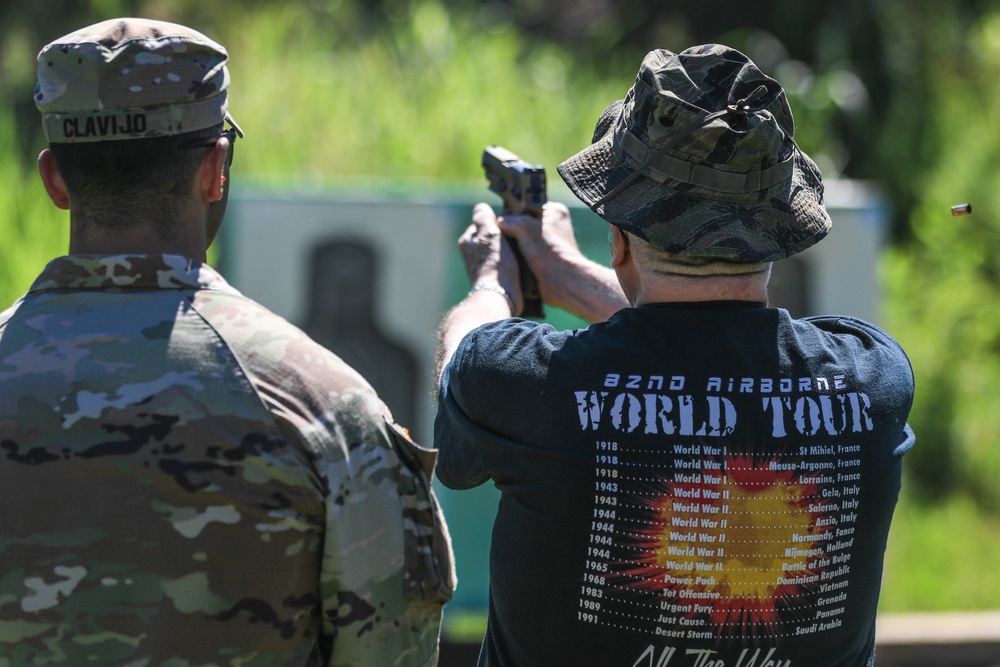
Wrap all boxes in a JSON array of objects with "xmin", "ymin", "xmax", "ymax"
[{"xmin": 468, "ymin": 282, "xmax": 515, "ymax": 314}]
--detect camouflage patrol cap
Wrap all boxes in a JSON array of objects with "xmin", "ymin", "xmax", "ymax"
[
  {"xmin": 557, "ymin": 45, "xmax": 832, "ymax": 263},
  {"xmin": 34, "ymin": 18, "xmax": 241, "ymax": 143}
]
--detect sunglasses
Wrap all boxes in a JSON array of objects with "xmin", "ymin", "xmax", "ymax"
[
  {"xmin": 183, "ymin": 121, "xmax": 242, "ymax": 167},
  {"xmin": 221, "ymin": 126, "xmax": 238, "ymax": 167}
]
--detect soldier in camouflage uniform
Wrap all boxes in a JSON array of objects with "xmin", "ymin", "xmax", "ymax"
[
  {"xmin": 434, "ymin": 46, "xmax": 914, "ymax": 666},
  {"xmin": 0, "ymin": 18, "xmax": 453, "ymax": 666}
]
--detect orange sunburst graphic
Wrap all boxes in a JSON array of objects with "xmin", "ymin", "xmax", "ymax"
[{"xmin": 624, "ymin": 452, "xmax": 838, "ymax": 642}]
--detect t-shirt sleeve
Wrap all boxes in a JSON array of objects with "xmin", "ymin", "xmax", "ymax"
[
  {"xmin": 435, "ymin": 353, "xmax": 492, "ymax": 489},
  {"xmin": 434, "ymin": 319, "xmax": 563, "ymax": 490},
  {"xmin": 802, "ymin": 315, "xmax": 916, "ymax": 456}
]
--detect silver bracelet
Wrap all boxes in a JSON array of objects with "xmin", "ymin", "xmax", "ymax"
[{"xmin": 469, "ymin": 283, "xmax": 514, "ymax": 313}]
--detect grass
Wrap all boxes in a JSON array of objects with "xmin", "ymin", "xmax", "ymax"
[
  {"xmin": 215, "ymin": 1, "xmax": 628, "ymax": 186},
  {"xmin": 880, "ymin": 487, "xmax": 1000, "ymax": 612}
]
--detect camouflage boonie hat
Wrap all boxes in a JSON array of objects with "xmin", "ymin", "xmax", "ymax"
[
  {"xmin": 557, "ymin": 45, "xmax": 832, "ymax": 263},
  {"xmin": 35, "ymin": 18, "xmax": 242, "ymax": 143}
]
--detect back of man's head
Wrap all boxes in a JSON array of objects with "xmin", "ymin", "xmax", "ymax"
[
  {"xmin": 49, "ymin": 127, "xmax": 223, "ymax": 230},
  {"xmin": 559, "ymin": 44, "xmax": 833, "ymax": 276},
  {"xmin": 34, "ymin": 18, "xmax": 240, "ymax": 228}
]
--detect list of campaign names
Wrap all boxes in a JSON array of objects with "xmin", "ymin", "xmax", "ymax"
[{"xmin": 580, "ymin": 438, "xmax": 860, "ymax": 640}]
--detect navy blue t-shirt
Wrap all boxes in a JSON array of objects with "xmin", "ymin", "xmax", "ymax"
[{"xmin": 436, "ymin": 302, "xmax": 914, "ymax": 667}]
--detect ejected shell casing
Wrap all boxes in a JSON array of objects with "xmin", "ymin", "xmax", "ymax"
[{"xmin": 951, "ymin": 203, "xmax": 972, "ymax": 216}]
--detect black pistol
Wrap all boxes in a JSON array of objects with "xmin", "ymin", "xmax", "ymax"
[{"xmin": 482, "ymin": 145, "xmax": 545, "ymax": 318}]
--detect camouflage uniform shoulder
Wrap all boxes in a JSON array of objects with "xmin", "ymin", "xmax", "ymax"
[{"xmin": 188, "ymin": 284, "xmax": 456, "ymax": 665}]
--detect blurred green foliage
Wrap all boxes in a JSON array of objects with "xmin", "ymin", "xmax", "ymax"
[
  {"xmin": 2, "ymin": 0, "xmax": 1000, "ymax": 610},
  {"xmin": 882, "ymin": 488, "xmax": 1000, "ymax": 610},
  {"xmin": 218, "ymin": 2, "xmax": 625, "ymax": 183},
  {"xmin": 883, "ymin": 12, "xmax": 1000, "ymax": 511}
]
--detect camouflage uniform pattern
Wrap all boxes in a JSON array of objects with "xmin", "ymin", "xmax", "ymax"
[
  {"xmin": 557, "ymin": 44, "xmax": 833, "ymax": 263},
  {"xmin": 0, "ymin": 254, "xmax": 454, "ymax": 666},
  {"xmin": 35, "ymin": 18, "xmax": 237, "ymax": 143}
]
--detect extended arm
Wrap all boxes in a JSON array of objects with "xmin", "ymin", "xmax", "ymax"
[
  {"xmin": 499, "ymin": 202, "xmax": 629, "ymax": 323},
  {"xmin": 435, "ymin": 202, "xmax": 631, "ymax": 388}
]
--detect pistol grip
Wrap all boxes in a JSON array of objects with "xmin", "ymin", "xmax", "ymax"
[{"xmin": 509, "ymin": 239, "xmax": 544, "ymax": 318}]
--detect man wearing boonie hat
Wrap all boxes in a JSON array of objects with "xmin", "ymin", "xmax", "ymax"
[
  {"xmin": 434, "ymin": 45, "xmax": 914, "ymax": 666},
  {"xmin": 0, "ymin": 18, "xmax": 452, "ymax": 665}
]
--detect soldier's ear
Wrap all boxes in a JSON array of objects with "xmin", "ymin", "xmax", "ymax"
[
  {"xmin": 38, "ymin": 149, "xmax": 70, "ymax": 210},
  {"xmin": 197, "ymin": 136, "xmax": 230, "ymax": 204}
]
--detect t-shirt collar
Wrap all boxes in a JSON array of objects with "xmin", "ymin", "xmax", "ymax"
[{"xmin": 639, "ymin": 300, "xmax": 767, "ymax": 310}]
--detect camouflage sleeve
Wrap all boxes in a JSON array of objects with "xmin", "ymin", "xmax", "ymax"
[
  {"xmin": 312, "ymin": 396, "xmax": 454, "ymax": 667},
  {"xmin": 192, "ymin": 288, "xmax": 454, "ymax": 665}
]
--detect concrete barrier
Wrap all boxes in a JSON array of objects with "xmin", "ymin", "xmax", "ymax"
[{"xmin": 875, "ymin": 611, "xmax": 1000, "ymax": 666}]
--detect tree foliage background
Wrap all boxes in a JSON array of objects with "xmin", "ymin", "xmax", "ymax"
[{"xmin": 2, "ymin": 0, "xmax": 1000, "ymax": 607}]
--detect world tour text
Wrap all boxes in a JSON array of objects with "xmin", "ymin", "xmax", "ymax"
[{"xmin": 574, "ymin": 390, "xmax": 874, "ymax": 437}]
